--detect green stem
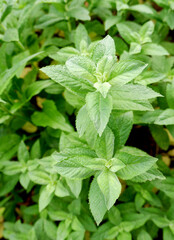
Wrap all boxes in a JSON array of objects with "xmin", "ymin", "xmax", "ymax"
[{"xmin": 16, "ymin": 41, "xmax": 25, "ymax": 51}]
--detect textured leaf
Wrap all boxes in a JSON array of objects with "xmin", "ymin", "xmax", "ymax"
[
  {"xmin": 95, "ymin": 127, "xmax": 114, "ymax": 160},
  {"xmin": 109, "ymin": 60, "xmax": 147, "ymax": 85},
  {"xmin": 91, "ymin": 35, "xmax": 116, "ymax": 63},
  {"xmin": 66, "ymin": 56, "xmax": 96, "ymax": 83},
  {"xmin": 131, "ymin": 168, "xmax": 165, "ymax": 182},
  {"xmin": 75, "ymin": 24, "xmax": 90, "ymax": 50},
  {"xmin": 41, "ymin": 65, "xmax": 93, "ymax": 97},
  {"xmin": 76, "ymin": 105, "xmax": 92, "ymax": 137},
  {"xmin": 28, "ymin": 170, "xmax": 50, "ymax": 185},
  {"xmin": 116, "ymin": 147, "xmax": 157, "ymax": 180},
  {"xmin": 109, "ymin": 111, "xmax": 133, "ymax": 150},
  {"xmin": 86, "ymin": 91, "xmax": 113, "ymax": 136},
  {"xmin": 39, "ymin": 184, "xmax": 55, "ymax": 212},
  {"xmin": 17, "ymin": 141, "xmax": 29, "ymax": 163},
  {"xmin": 141, "ymin": 43, "xmax": 169, "ymax": 56},
  {"xmin": 97, "ymin": 170, "xmax": 121, "ymax": 210},
  {"xmin": 0, "ymin": 52, "xmax": 42, "ymax": 95},
  {"xmin": 89, "ymin": 177, "xmax": 107, "ymax": 225},
  {"xmin": 155, "ymin": 109, "xmax": 174, "ymax": 125},
  {"xmin": 67, "ymin": 7, "xmax": 90, "ymax": 21},
  {"xmin": 53, "ymin": 148, "xmax": 96, "ymax": 179},
  {"xmin": 149, "ymin": 125, "xmax": 169, "ymax": 150},
  {"xmin": 31, "ymin": 100, "xmax": 73, "ymax": 132}
]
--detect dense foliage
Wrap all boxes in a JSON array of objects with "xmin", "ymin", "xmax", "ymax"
[{"xmin": 0, "ymin": 0, "xmax": 174, "ymax": 239}]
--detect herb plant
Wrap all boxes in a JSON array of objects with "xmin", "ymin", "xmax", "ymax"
[{"xmin": 0, "ymin": 0, "xmax": 174, "ymax": 240}]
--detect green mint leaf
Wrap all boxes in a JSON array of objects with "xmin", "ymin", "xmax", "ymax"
[
  {"xmin": 39, "ymin": 184, "xmax": 55, "ymax": 212},
  {"xmin": 66, "ymin": 56, "xmax": 96, "ymax": 83},
  {"xmin": 89, "ymin": 177, "xmax": 107, "ymax": 225},
  {"xmin": 166, "ymin": 79, "xmax": 174, "ymax": 109},
  {"xmin": 141, "ymin": 43, "xmax": 169, "ymax": 56},
  {"xmin": 97, "ymin": 170, "xmax": 121, "ymax": 210},
  {"xmin": 116, "ymin": 147, "xmax": 158, "ymax": 180},
  {"xmin": 31, "ymin": 100, "xmax": 73, "ymax": 132},
  {"xmin": 131, "ymin": 167, "xmax": 165, "ymax": 182},
  {"xmin": 109, "ymin": 111, "xmax": 133, "ymax": 151},
  {"xmin": 149, "ymin": 125, "xmax": 169, "ymax": 150},
  {"xmin": 67, "ymin": 7, "xmax": 90, "ymax": 21},
  {"xmin": 94, "ymin": 82, "xmax": 111, "ymax": 98},
  {"xmin": 76, "ymin": 105, "xmax": 91, "ymax": 137},
  {"xmin": 17, "ymin": 141, "xmax": 29, "ymax": 164},
  {"xmin": 117, "ymin": 22, "xmax": 141, "ymax": 44},
  {"xmin": 41, "ymin": 65, "xmax": 93, "ymax": 97},
  {"xmin": 75, "ymin": 24, "xmax": 90, "ymax": 50},
  {"xmin": 28, "ymin": 170, "xmax": 51, "ymax": 185},
  {"xmin": 109, "ymin": 60, "xmax": 147, "ymax": 85},
  {"xmin": 91, "ymin": 35, "xmax": 116, "ymax": 63},
  {"xmin": 95, "ymin": 127, "xmax": 114, "ymax": 160},
  {"xmin": 155, "ymin": 109, "xmax": 174, "ymax": 125},
  {"xmin": 86, "ymin": 91, "xmax": 113, "ymax": 136}
]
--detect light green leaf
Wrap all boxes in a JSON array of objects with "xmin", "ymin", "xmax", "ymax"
[
  {"xmin": 95, "ymin": 127, "xmax": 114, "ymax": 160},
  {"xmin": 117, "ymin": 22, "xmax": 140, "ymax": 44},
  {"xmin": 109, "ymin": 111, "xmax": 133, "ymax": 150},
  {"xmin": 3, "ymin": 162, "xmax": 22, "ymax": 175},
  {"xmin": 18, "ymin": 141, "xmax": 29, "ymax": 164},
  {"xmin": 109, "ymin": 60, "xmax": 147, "ymax": 85},
  {"xmin": 111, "ymin": 84, "xmax": 160, "ymax": 111},
  {"xmin": 39, "ymin": 184, "xmax": 55, "ymax": 212},
  {"xmin": 75, "ymin": 24, "xmax": 90, "ymax": 50},
  {"xmin": 94, "ymin": 82, "xmax": 111, "ymax": 98},
  {"xmin": 134, "ymin": 71, "xmax": 165, "ymax": 85},
  {"xmin": 53, "ymin": 148, "xmax": 96, "ymax": 179},
  {"xmin": 137, "ymin": 230, "xmax": 152, "ymax": 240},
  {"xmin": 55, "ymin": 181, "xmax": 70, "ymax": 197},
  {"xmin": 116, "ymin": 147, "xmax": 157, "ymax": 180},
  {"xmin": 28, "ymin": 170, "xmax": 50, "ymax": 185},
  {"xmin": 97, "ymin": 170, "xmax": 121, "ymax": 210},
  {"xmin": 66, "ymin": 56, "xmax": 96, "ymax": 83},
  {"xmin": 155, "ymin": 109, "xmax": 174, "ymax": 125},
  {"xmin": 86, "ymin": 91, "xmax": 113, "ymax": 136},
  {"xmin": 30, "ymin": 140, "xmax": 41, "ymax": 160},
  {"xmin": 50, "ymin": 47, "xmax": 79, "ymax": 63},
  {"xmin": 91, "ymin": 35, "xmax": 116, "ymax": 63},
  {"xmin": 19, "ymin": 172, "xmax": 30, "ymax": 189},
  {"xmin": 25, "ymin": 80, "xmax": 53, "ymax": 101},
  {"xmin": 118, "ymin": 232, "xmax": 132, "ymax": 240},
  {"xmin": 105, "ymin": 16, "xmax": 121, "ymax": 30},
  {"xmin": 66, "ymin": 178, "xmax": 82, "ymax": 198},
  {"xmin": 0, "ymin": 52, "xmax": 42, "ymax": 96},
  {"xmin": 139, "ymin": 21, "xmax": 154, "ymax": 43},
  {"xmin": 141, "ymin": 43, "xmax": 169, "ymax": 56},
  {"xmin": 149, "ymin": 125, "xmax": 169, "ymax": 150},
  {"xmin": 67, "ymin": 7, "xmax": 90, "ymax": 21},
  {"xmin": 41, "ymin": 65, "xmax": 93, "ymax": 97},
  {"xmin": 31, "ymin": 100, "xmax": 73, "ymax": 132},
  {"xmin": 131, "ymin": 167, "xmax": 165, "ymax": 182},
  {"xmin": 129, "ymin": 4, "xmax": 155, "ymax": 15},
  {"xmin": 3, "ymin": 28, "xmax": 19, "ymax": 42},
  {"xmin": 129, "ymin": 42, "xmax": 141, "ymax": 55},
  {"xmin": 44, "ymin": 220, "xmax": 57, "ymax": 240},
  {"xmin": 89, "ymin": 177, "xmax": 107, "ymax": 225},
  {"xmin": 96, "ymin": 55, "xmax": 114, "ymax": 79},
  {"xmin": 108, "ymin": 158, "xmax": 126, "ymax": 172},
  {"xmin": 152, "ymin": 177, "xmax": 174, "ymax": 198},
  {"xmin": 163, "ymin": 9, "xmax": 174, "ymax": 30},
  {"xmin": 76, "ymin": 105, "xmax": 91, "ymax": 137}
]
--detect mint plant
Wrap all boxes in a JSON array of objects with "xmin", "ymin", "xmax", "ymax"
[{"xmin": 1, "ymin": 0, "xmax": 174, "ymax": 239}]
